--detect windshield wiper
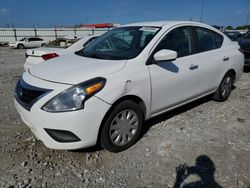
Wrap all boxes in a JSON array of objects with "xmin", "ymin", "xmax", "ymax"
[
  {"xmin": 75, "ymin": 51, "xmax": 103, "ymax": 59},
  {"xmin": 87, "ymin": 53, "xmax": 106, "ymax": 59}
]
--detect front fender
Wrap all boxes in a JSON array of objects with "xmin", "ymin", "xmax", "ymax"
[{"xmin": 96, "ymin": 65, "xmax": 152, "ymax": 119}]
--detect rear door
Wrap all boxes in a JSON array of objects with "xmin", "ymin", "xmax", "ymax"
[
  {"xmin": 32, "ymin": 38, "xmax": 44, "ymax": 47},
  {"xmin": 192, "ymin": 27, "xmax": 226, "ymax": 92}
]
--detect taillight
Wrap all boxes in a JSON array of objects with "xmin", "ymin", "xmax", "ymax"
[{"xmin": 42, "ymin": 53, "xmax": 59, "ymax": 61}]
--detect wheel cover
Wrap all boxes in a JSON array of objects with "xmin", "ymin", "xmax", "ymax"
[
  {"xmin": 221, "ymin": 76, "xmax": 232, "ymax": 98},
  {"xmin": 109, "ymin": 109, "xmax": 139, "ymax": 146}
]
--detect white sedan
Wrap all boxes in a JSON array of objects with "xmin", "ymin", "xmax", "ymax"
[
  {"xmin": 9, "ymin": 37, "xmax": 46, "ymax": 49},
  {"xmin": 14, "ymin": 21, "xmax": 244, "ymax": 152},
  {"xmin": 24, "ymin": 35, "xmax": 98, "ymax": 70}
]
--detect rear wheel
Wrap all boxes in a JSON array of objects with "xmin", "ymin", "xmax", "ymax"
[
  {"xmin": 212, "ymin": 72, "xmax": 234, "ymax": 102},
  {"xmin": 17, "ymin": 44, "xmax": 24, "ymax": 49},
  {"xmin": 100, "ymin": 100, "xmax": 143, "ymax": 152}
]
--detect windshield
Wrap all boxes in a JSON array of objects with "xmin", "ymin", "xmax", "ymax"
[
  {"xmin": 44, "ymin": 38, "xmax": 80, "ymax": 48},
  {"xmin": 76, "ymin": 26, "xmax": 161, "ymax": 60}
]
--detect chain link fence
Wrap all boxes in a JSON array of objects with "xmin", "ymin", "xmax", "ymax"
[{"xmin": 0, "ymin": 27, "xmax": 111, "ymax": 43}]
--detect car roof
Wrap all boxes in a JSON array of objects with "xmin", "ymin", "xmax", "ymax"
[
  {"xmin": 122, "ymin": 20, "xmax": 206, "ymax": 28},
  {"xmin": 121, "ymin": 20, "xmax": 225, "ymax": 37}
]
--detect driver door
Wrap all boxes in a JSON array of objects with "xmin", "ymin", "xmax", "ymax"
[
  {"xmin": 25, "ymin": 38, "xmax": 34, "ymax": 48},
  {"xmin": 149, "ymin": 26, "xmax": 202, "ymax": 115}
]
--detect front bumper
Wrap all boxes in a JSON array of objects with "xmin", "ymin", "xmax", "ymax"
[
  {"xmin": 14, "ymin": 73, "xmax": 111, "ymax": 150},
  {"xmin": 9, "ymin": 43, "xmax": 18, "ymax": 48}
]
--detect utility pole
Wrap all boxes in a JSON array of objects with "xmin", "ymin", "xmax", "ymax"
[
  {"xmin": 247, "ymin": 11, "xmax": 249, "ymax": 25},
  {"xmin": 200, "ymin": 1, "xmax": 205, "ymax": 23}
]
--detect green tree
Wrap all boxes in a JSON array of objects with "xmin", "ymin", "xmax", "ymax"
[{"xmin": 226, "ymin": 25, "xmax": 234, "ymax": 30}]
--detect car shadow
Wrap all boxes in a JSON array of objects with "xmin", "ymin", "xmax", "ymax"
[
  {"xmin": 173, "ymin": 155, "xmax": 223, "ymax": 188},
  {"xmin": 140, "ymin": 95, "xmax": 212, "ymax": 138},
  {"xmin": 71, "ymin": 144, "xmax": 103, "ymax": 153},
  {"xmin": 157, "ymin": 61, "xmax": 179, "ymax": 73}
]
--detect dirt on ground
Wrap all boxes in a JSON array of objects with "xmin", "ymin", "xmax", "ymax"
[{"xmin": 0, "ymin": 47, "xmax": 250, "ymax": 188}]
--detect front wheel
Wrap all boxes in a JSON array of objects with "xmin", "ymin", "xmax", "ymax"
[
  {"xmin": 100, "ymin": 100, "xmax": 143, "ymax": 152},
  {"xmin": 212, "ymin": 72, "xmax": 234, "ymax": 102},
  {"xmin": 17, "ymin": 44, "xmax": 24, "ymax": 49}
]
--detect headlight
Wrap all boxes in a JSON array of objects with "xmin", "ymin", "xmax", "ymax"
[{"xmin": 42, "ymin": 77, "xmax": 106, "ymax": 112}]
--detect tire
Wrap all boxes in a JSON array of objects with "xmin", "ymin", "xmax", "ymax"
[
  {"xmin": 100, "ymin": 100, "xmax": 144, "ymax": 153},
  {"xmin": 212, "ymin": 72, "xmax": 234, "ymax": 102},
  {"xmin": 17, "ymin": 44, "xmax": 24, "ymax": 49}
]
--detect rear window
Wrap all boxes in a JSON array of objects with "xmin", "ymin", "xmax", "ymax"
[
  {"xmin": 35, "ymin": 38, "xmax": 43, "ymax": 41},
  {"xmin": 29, "ymin": 38, "xmax": 43, "ymax": 41},
  {"xmin": 195, "ymin": 27, "xmax": 223, "ymax": 53}
]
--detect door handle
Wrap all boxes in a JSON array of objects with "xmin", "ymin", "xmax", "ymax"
[
  {"xmin": 189, "ymin": 64, "xmax": 199, "ymax": 70},
  {"xmin": 223, "ymin": 57, "xmax": 229, "ymax": 61}
]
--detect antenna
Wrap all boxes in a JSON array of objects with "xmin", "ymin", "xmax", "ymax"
[
  {"xmin": 247, "ymin": 10, "xmax": 249, "ymax": 25},
  {"xmin": 200, "ymin": 1, "xmax": 205, "ymax": 22}
]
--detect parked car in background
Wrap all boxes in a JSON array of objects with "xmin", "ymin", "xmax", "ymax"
[
  {"xmin": 238, "ymin": 30, "xmax": 250, "ymax": 66},
  {"xmin": 24, "ymin": 35, "xmax": 98, "ymax": 70},
  {"xmin": 224, "ymin": 31, "xmax": 242, "ymax": 41},
  {"xmin": 0, "ymin": 41, "xmax": 9, "ymax": 46},
  {"xmin": 9, "ymin": 37, "xmax": 46, "ymax": 49},
  {"xmin": 15, "ymin": 21, "xmax": 244, "ymax": 152}
]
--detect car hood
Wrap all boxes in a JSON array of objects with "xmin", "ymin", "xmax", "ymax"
[
  {"xmin": 9, "ymin": 41, "xmax": 21, "ymax": 44},
  {"xmin": 29, "ymin": 54, "xmax": 126, "ymax": 85},
  {"xmin": 26, "ymin": 47, "xmax": 66, "ymax": 57}
]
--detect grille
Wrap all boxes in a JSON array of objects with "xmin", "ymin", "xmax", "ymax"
[{"xmin": 15, "ymin": 78, "xmax": 51, "ymax": 111}]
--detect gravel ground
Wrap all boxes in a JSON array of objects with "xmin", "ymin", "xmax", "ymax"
[{"xmin": 0, "ymin": 46, "xmax": 250, "ymax": 188}]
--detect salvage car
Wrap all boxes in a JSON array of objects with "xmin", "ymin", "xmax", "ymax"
[
  {"xmin": 9, "ymin": 37, "xmax": 46, "ymax": 49},
  {"xmin": 14, "ymin": 21, "xmax": 244, "ymax": 152},
  {"xmin": 24, "ymin": 35, "xmax": 98, "ymax": 70},
  {"xmin": 238, "ymin": 30, "xmax": 250, "ymax": 66},
  {"xmin": 223, "ymin": 31, "xmax": 242, "ymax": 41}
]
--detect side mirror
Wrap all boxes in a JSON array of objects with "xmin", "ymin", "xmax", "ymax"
[{"xmin": 153, "ymin": 49, "xmax": 177, "ymax": 62}]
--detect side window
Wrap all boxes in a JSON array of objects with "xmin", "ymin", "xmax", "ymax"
[
  {"xmin": 29, "ymin": 38, "xmax": 42, "ymax": 41},
  {"xmin": 195, "ymin": 28, "xmax": 223, "ymax": 53},
  {"xmin": 28, "ymin": 38, "xmax": 34, "ymax": 42},
  {"xmin": 35, "ymin": 38, "xmax": 43, "ymax": 41},
  {"xmin": 154, "ymin": 27, "xmax": 193, "ymax": 58}
]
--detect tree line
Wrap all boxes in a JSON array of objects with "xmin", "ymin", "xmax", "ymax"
[{"xmin": 226, "ymin": 25, "xmax": 250, "ymax": 30}]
